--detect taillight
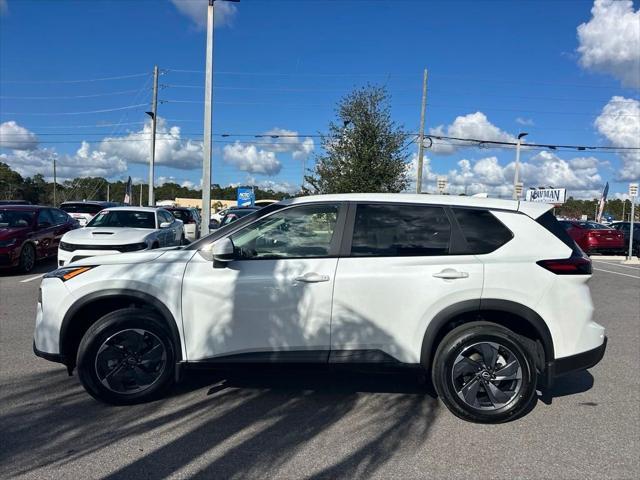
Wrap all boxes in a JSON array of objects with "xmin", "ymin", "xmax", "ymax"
[{"xmin": 537, "ymin": 255, "xmax": 592, "ymax": 275}]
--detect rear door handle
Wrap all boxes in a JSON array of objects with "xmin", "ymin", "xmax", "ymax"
[
  {"xmin": 294, "ymin": 272, "xmax": 330, "ymax": 283},
  {"xmin": 433, "ymin": 269, "xmax": 469, "ymax": 279}
]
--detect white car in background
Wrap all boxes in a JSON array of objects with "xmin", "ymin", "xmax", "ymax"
[
  {"xmin": 59, "ymin": 201, "xmax": 119, "ymax": 227},
  {"xmin": 57, "ymin": 207, "xmax": 183, "ymax": 267}
]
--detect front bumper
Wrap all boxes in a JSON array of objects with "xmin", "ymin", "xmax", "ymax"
[{"xmin": 33, "ymin": 340, "xmax": 65, "ymax": 364}]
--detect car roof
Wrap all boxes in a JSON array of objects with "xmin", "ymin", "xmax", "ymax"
[
  {"xmin": 0, "ymin": 204, "xmax": 45, "ymax": 211},
  {"xmin": 100, "ymin": 206, "xmax": 159, "ymax": 213},
  {"xmin": 280, "ymin": 194, "xmax": 552, "ymax": 218},
  {"xmin": 60, "ymin": 201, "xmax": 117, "ymax": 206}
]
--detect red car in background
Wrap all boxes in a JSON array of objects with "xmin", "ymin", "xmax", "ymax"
[
  {"xmin": 0, "ymin": 205, "xmax": 79, "ymax": 273},
  {"xmin": 559, "ymin": 220, "xmax": 625, "ymax": 255}
]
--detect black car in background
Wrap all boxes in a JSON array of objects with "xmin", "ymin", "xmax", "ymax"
[{"xmin": 611, "ymin": 221, "xmax": 640, "ymax": 256}]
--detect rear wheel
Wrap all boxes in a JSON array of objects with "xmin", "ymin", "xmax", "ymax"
[
  {"xmin": 77, "ymin": 308, "xmax": 175, "ymax": 405},
  {"xmin": 19, "ymin": 243, "xmax": 36, "ymax": 273},
  {"xmin": 432, "ymin": 322, "xmax": 537, "ymax": 423}
]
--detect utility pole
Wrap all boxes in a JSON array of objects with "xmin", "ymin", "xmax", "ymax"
[
  {"xmin": 140, "ymin": 183, "xmax": 143, "ymax": 207},
  {"xmin": 53, "ymin": 159, "xmax": 57, "ymax": 206},
  {"xmin": 201, "ymin": 0, "xmax": 215, "ymax": 236},
  {"xmin": 106, "ymin": 183, "xmax": 110, "ymax": 202},
  {"xmin": 513, "ymin": 132, "xmax": 528, "ymax": 200},
  {"xmin": 147, "ymin": 65, "xmax": 159, "ymax": 207},
  {"xmin": 416, "ymin": 68, "xmax": 428, "ymax": 194}
]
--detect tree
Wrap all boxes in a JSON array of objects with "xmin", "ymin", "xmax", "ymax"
[{"xmin": 304, "ymin": 85, "xmax": 409, "ymax": 194}]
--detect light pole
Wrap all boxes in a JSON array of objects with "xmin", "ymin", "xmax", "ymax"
[
  {"xmin": 513, "ymin": 132, "xmax": 528, "ymax": 200},
  {"xmin": 629, "ymin": 183, "xmax": 638, "ymax": 260},
  {"xmin": 201, "ymin": 0, "xmax": 240, "ymax": 237},
  {"xmin": 146, "ymin": 65, "xmax": 159, "ymax": 207}
]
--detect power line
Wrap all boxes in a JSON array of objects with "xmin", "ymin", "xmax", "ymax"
[
  {"xmin": 0, "ymin": 72, "xmax": 151, "ymax": 85},
  {"xmin": 0, "ymin": 89, "xmax": 147, "ymax": 100},
  {"xmin": 1, "ymin": 103, "xmax": 149, "ymax": 116}
]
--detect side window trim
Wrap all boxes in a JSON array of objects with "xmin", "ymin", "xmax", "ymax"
[{"xmin": 443, "ymin": 206, "xmax": 470, "ymax": 255}]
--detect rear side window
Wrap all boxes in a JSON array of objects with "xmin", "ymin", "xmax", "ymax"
[
  {"xmin": 351, "ymin": 204, "xmax": 451, "ymax": 257},
  {"xmin": 453, "ymin": 208, "xmax": 513, "ymax": 254},
  {"xmin": 536, "ymin": 211, "xmax": 580, "ymax": 253}
]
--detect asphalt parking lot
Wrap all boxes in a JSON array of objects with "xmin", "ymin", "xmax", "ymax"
[{"xmin": 1, "ymin": 258, "xmax": 638, "ymax": 480}]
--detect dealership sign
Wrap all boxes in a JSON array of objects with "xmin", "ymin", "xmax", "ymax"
[
  {"xmin": 525, "ymin": 188, "xmax": 566, "ymax": 204},
  {"xmin": 237, "ymin": 187, "xmax": 255, "ymax": 207}
]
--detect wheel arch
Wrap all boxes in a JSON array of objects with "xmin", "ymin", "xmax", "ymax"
[
  {"xmin": 420, "ymin": 299, "xmax": 555, "ymax": 373},
  {"xmin": 60, "ymin": 289, "xmax": 183, "ymax": 371}
]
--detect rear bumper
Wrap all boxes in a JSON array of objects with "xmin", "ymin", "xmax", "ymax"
[{"xmin": 545, "ymin": 336, "xmax": 607, "ymax": 387}]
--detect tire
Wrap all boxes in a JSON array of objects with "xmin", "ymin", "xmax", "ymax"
[
  {"xmin": 76, "ymin": 308, "xmax": 175, "ymax": 405},
  {"xmin": 431, "ymin": 322, "xmax": 537, "ymax": 423},
  {"xmin": 19, "ymin": 243, "xmax": 36, "ymax": 273}
]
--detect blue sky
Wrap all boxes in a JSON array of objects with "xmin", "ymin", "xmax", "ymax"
[{"xmin": 1, "ymin": 0, "xmax": 638, "ymax": 199}]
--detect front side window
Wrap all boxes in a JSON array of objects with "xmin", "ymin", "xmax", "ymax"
[
  {"xmin": 0, "ymin": 210, "xmax": 35, "ymax": 228},
  {"xmin": 50, "ymin": 208, "xmax": 69, "ymax": 225},
  {"xmin": 351, "ymin": 204, "xmax": 451, "ymax": 257},
  {"xmin": 231, "ymin": 204, "xmax": 339, "ymax": 259}
]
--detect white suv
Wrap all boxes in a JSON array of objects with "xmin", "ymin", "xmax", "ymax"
[{"xmin": 33, "ymin": 194, "xmax": 606, "ymax": 423}]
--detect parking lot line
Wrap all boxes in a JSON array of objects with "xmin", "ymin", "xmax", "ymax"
[
  {"xmin": 592, "ymin": 267, "xmax": 640, "ymax": 279},
  {"xmin": 20, "ymin": 274, "xmax": 45, "ymax": 283},
  {"xmin": 592, "ymin": 260, "xmax": 640, "ymax": 270}
]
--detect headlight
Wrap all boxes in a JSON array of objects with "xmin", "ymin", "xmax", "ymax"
[
  {"xmin": 59, "ymin": 241, "xmax": 74, "ymax": 251},
  {"xmin": 43, "ymin": 266, "xmax": 94, "ymax": 282},
  {"xmin": 0, "ymin": 238, "xmax": 17, "ymax": 247},
  {"xmin": 120, "ymin": 242, "xmax": 148, "ymax": 252}
]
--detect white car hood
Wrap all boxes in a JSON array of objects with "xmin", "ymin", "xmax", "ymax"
[{"xmin": 62, "ymin": 227, "xmax": 153, "ymax": 245}]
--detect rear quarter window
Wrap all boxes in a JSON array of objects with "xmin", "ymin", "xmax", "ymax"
[
  {"xmin": 536, "ymin": 211, "xmax": 580, "ymax": 253},
  {"xmin": 453, "ymin": 208, "xmax": 513, "ymax": 254}
]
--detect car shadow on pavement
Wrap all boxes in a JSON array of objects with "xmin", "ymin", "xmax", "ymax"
[{"xmin": 0, "ymin": 366, "xmax": 439, "ymax": 480}]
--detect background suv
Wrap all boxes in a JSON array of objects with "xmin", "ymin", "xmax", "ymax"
[{"xmin": 33, "ymin": 194, "xmax": 606, "ymax": 423}]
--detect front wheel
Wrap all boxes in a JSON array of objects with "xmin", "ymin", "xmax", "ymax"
[
  {"xmin": 19, "ymin": 243, "xmax": 36, "ymax": 273},
  {"xmin": 76, "ymin": 308, "xmax": 175, "ymax": 405},
  {"xmin": 432, "ymin": 322, "xmax": 537, "ymax": 423}
]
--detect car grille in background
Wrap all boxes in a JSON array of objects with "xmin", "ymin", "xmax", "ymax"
[{"xmin": 59, "ymin": 242, "xmax": 147, "ymax": 252}]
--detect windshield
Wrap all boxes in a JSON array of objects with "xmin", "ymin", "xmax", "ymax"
[
  {"xmin": 61, "ymin": 203, "xmax": 106, "ymax": 215},
  {"xmin": 87, "ymin": 210, "xmax": 156, "ymax": 229},
  {"xmin": 576, "ymin": 222, "xmax": 609, "ymax": 230},
  {"xmin": 221, "ymin": 209, "xmax": 257, "ymax": 226},
  {"xmin": 0, "ymin": 210, "xmax": 35, "ymax": 228}
]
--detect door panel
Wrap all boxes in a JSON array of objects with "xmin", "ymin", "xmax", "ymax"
[
  {"xmin": 331, "ymin": 256, "xmax": 483, "ymax": 364},
  {"xmin": 181, "ymin": 202, "xmax": 344, "ymax": 361},
  {"xmin": 182, "ymin": 254, "xmax": 337, "ymax": 360},
  {"xmin": 330, "ymin": 202, "xmax": 484, "ymax": 364}
]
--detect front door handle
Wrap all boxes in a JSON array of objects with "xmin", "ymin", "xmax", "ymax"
[
  {"xmin": 433, "ymin": 269, "xmax": 469, "ymax": 280},
  {"xmin": 294, "ymin": 272, "xmax": 330, "ymax": 283}
]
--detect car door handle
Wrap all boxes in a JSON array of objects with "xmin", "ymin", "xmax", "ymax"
[
  {"xmin": 433, "ymin": 269, "xmax": 469, "ymax": 279},
  {"xmin": 294, "ymin": 272, "xmax": 330, "ymax": 283}
]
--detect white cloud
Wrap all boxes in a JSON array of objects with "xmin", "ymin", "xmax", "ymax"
[
  {"xmin": 407, "ymin": 151, "xmax": 604, "ymax": 199},
  {"xmin": 594, "ymin": 96, "xmax": 640, "ymax": 181},
  {"xmin": 170, "ymin": 0, "xmax": 237, "ymax": 29},
  {"xmin": 0, "ymin": 121, "xmax": 38, "ymax": 150},
  {"xmin": 516, "ymin": 117, "xmax": 535, "ymax": 126},
  {"xmin": 241, "ymin": 176, "xmax": 299, "ymax": 194},
  {"xmin": 100, "ymin": 118, "xmax": 203, "ymax": 170},
  {"xmin": 259, "ymin": 128, "xmax": 315, "ymax": 160},
  {"xmin": 577, "ymin": 0, "xmax": 640, "ymax": 88},
  {"xmin": 428, "ymin": 112, "xmax": 516, "ymax": 154},
  {"xmin": 222, "ymin": 142, "xmax": 282, "ymax": 175},
  {"xmin": 0, "ymin": 142, "xmax": 127, "ymax": 181}
]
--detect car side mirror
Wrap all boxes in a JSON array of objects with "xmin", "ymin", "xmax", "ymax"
[
  {"xmin": 212, "ymin": 237, "xmax": 234, "ymax": 267},
  {"xmin": 160, "ymin": 221, "xmax": 172, "ymax": 228},
  {"xmin": 38, "ymin": 221, "xmax": 52, "ymax": 229}
]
